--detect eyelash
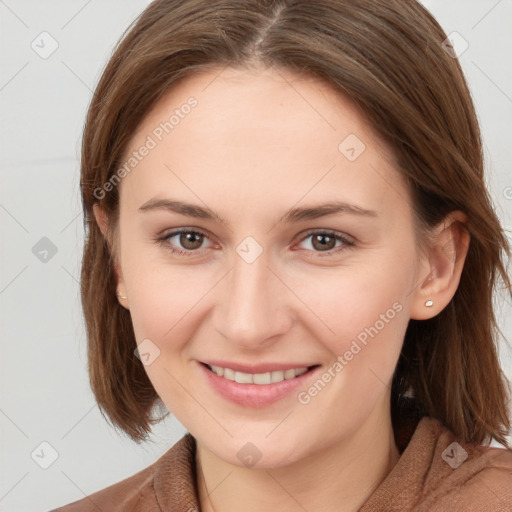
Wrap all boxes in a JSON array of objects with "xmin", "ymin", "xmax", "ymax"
[{"xmin": 155, "ymin": 228, "xmax": 355, "ymax": 258}]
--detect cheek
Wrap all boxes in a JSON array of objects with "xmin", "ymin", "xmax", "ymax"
[
  {"xmin": 119, "ymin": 226, "xmax": 205, "ymax": 338},
  {"xmin": 295, "ymin": 275, "xmax": 410, "ymax": 436},
  {"xmin": 123, "ymin": 259, "xmax": 210, "ymax": 413},
  {"xmin": 300, "ymin": 253, "xmax": 414, "ymax": 399},
  {"xmin": 305, "ymin": 260, "xmax": 412, "ymax": 346},
  {"xmin": 127, "ymin": 266, "xmax": 206, "ymax": 344},
  {"xmin": 125, "ymin": 237, "xmax": 415, "ymax": 347}
]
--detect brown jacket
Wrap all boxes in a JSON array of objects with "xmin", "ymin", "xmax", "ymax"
[{"xmin": 52, "ymin": 416, "xmax": 512, "ymax": 511}]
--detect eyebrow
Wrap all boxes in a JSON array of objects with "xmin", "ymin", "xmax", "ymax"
[{"xmin": 138, "ymin": 198, "xmax": 378, "ymax": 225}]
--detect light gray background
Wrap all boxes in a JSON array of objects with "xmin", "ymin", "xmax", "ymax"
[{"xmin": 1, "ymin": 1, "xmax": 511, "ymax": 510}]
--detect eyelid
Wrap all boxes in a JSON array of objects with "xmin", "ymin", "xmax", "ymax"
[
  {"xmin": 294, "ymin": 228, "xmax": 355, "ymax": 245},
  {"xmin": 157, "ymin": 226, "xmax": 216, "ymax": 250},
  {"xmin": 156, "ymin": 227, "xmax": 355, "ymax": 256},
  {"xmin": 292, "ymin": 228, "xmax": 355, "ymax": 256}
]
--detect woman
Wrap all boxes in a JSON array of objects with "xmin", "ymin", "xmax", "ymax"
[{"xmin": 53, "ymin": 0, "xmax": 512, "ymax": 510}]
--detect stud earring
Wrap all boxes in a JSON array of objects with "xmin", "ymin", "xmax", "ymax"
[
  {"xmin": 117, "ymin": 291, "xmax": 127, "ymax": 300},
  {"xmin": 425, "ymin": 300, "xmax": 434, "ymax": 307}
]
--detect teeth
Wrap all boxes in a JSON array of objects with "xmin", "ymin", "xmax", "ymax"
[{"xmin": 209, "ymin": 365, "xmax": 309, "ymax": 384}]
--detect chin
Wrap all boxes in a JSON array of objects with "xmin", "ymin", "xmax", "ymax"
[{"xmin": 197, "ymin": 428, "xmax": 312, "ymax": 470}]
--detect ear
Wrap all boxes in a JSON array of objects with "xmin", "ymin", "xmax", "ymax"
[
  {"xmin": 93, "ymin": 203, "xmax": 112, "ymax": 245},
  {"xmin": 410, "ymin": 210, "xmax": 470, "ymax": 320},
  {"xmin": 93, "ymin": 204, "xmax": 129, "ymax": 309}
]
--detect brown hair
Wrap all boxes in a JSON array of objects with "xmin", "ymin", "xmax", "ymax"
[{"xmin": 80, "ymin": 0, "xmax": 511, "ymax": 446}]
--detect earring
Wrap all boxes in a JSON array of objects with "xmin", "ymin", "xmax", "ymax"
[
  {"xmin": 425, "ymin": 300, "xmax": 434, "ymax": 307},
  {"xmin": 117, "ymin": 291, "xmax": 127, "ymax": 300}
]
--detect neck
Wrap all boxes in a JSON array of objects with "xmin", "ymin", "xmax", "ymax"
[{"xmin": 195, "ymin": 404, "xmax": 400, "ymax": 512}]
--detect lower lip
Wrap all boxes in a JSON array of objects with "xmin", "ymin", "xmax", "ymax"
[{"xmin": 198, "ymin": 362, "xmax": 320, "ymax": 408}]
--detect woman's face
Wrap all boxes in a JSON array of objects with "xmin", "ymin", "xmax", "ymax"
[{"xmin": 108, "ymin": 66, "xmax": 431, "ymax": 467}]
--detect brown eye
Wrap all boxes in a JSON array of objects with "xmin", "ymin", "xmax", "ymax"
[
  {"xmin": 157, "ymin": 228, "xmax": 212, "ymax": 256},
  {"xmin": 296, "ymin": 230, "xmax": 355, "ymax": 257},
  {"xmin": 311, "ymin": 233, "xmax": 337, "ymax": 251},
  {"xmin": 179, "ymin": 231, "xmax": 204, "ymax": 250}
]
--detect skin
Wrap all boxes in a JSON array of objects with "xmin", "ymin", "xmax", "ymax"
[{"xmin": 95, "ymin": 65, "xmax": 469, "ymax": 512}]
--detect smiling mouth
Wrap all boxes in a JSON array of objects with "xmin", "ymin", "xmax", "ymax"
[{"xmin": 202, "ymin": 363, "xmax": 319, "ymax": 385}]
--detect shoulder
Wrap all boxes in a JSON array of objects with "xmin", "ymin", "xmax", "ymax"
[
  {"xmin": 409, "ymin": 417, "xmax": 512, "ymax": 511},
  {"xmin": 51, "ymin": 433, "xmax": 196, "ymax": 512},
  {"xmin": 449, "ymin": 447, "xmax": 512, "ymax": 511},
  {"xmin": 51, "ymin": 463, "xmax": 157, "ymax": 512},
  {"xmin": 362, "ymin": 416, "xmax": 512, "ymax": 512}
]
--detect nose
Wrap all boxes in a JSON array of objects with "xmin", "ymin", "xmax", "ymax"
[{"xmin": 212, "ymin": 245, "xmax": 292, "ymax": 350}]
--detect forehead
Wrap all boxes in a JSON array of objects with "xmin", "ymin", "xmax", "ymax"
[
  {"xmin": 128, "ymin": 65, "xmax": 378, "ymax": 151},
  {"xmin": 117, "ymin": 66, "xmax": 410, "ymax": 222}
]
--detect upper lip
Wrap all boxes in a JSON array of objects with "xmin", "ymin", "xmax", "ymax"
[{"xmin": 200, "ymin": 360, "xmax": 318, "ymax": 374}]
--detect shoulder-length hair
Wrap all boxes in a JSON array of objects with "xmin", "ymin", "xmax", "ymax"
[{"xmin": 80, "ymin": 0, "xmax": 511, "ymax": 447}]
